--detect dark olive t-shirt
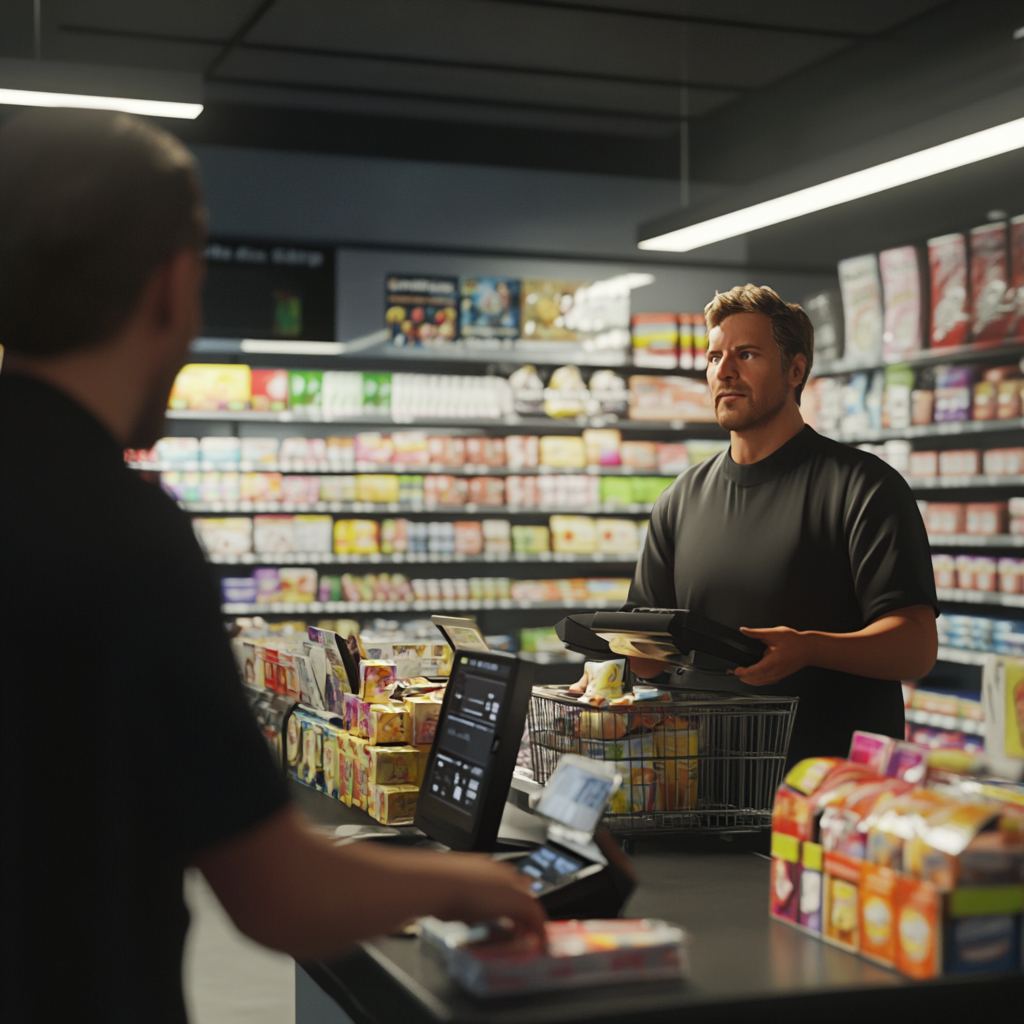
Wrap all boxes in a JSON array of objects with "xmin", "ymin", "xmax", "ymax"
[
  {"xmin": 625, "ymin": 425, "xmax": 937, "ymax": 765},
  {"xmin": 1, "ymin": 375, "xmax": 289, "ymax": 1023}
]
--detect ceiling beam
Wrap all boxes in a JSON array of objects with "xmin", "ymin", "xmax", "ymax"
[
  {"xmin": 205, "ymin": 0, "xmax": 279, "ymax": 77},
  {"xmin": 58, "ymin": 22, "xmax": 747, "ymax": 93}
]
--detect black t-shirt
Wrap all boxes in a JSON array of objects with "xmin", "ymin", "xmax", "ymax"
[
  {"xmin": 626, "ymin": 425, "xmax": 937, "ymax": 766},
  {"xmin": 1, "ymin": 375, "xmax": 289, "ymax": 1024}
]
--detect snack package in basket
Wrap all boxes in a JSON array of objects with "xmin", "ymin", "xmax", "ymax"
[{"xmin": 445, "ymin": 919, "xmax": 689, "ymax": 998}]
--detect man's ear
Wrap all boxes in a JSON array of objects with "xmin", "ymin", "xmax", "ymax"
[{"xmin": 789, "ymin": 353, "xmax": 808, "ymax": 389}]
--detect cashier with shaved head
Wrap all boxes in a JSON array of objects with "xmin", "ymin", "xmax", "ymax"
[{"xmin": 626, "ymin": 285, "xmax": 938, "ymax": 766}]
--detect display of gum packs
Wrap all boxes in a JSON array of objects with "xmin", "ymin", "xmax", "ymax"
[
  {"xmin": 819, "ymin": 778, "xmax": 912, "ymax": 860},
  {"xmin": 823, "ymin": 849, "xmax": 862, "ymax": 951},
  {"xmin": 370, "ymin": 783, "xmax": 420, "ymax": 825},
  {"xmin": 769, "ymin": 831, "xmax": 802, "ymax": 922},
  {"xmin": 297, "ymin": 714, "xmax": 325, "ymax": 791},
  {"xmin": 406, "ymin": 693, "xmax": 443, "ymax": 745},
  {"xmin": 798, "ymin": 841, "xmax": 824, "ymax": 933},
  {"xmin": 367, "ymin": 744, "xmax": 420, "ymax": 786},
  {"xmin": 359, "ymin": 660, "xmax": 397, "ymax": 703},
  {"xmin": 368, "ymin": 703, "xmax": 411, "ymax": 745}
]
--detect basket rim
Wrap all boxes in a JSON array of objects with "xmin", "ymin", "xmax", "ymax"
[{"xmin": 530, "ymin": 684, "xmax": 799, "ymax": 711}]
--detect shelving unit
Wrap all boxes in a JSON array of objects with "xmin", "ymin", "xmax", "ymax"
[
  {"xmin": 131, "ymin": 460, "xmax": 688, "ymax": 477},
  {"xmin": 934, "ymin": 588, "xmax": 1024, "ymax": 609},
  {"xmin": 207, "ymin": 551, "xmax": 636, "ymax": 565},
  {"xmin": 907, "ymin": 475, "xmax": 1024, "ymax": 491},
  {"xmin": 180, "ymin": 500, "xmax": 655, "ymax": 515},
  {"xmin": 926, "ymin": 535, "xmax": 1023, "ymax": 548},
  {"xmin": 819, "ymin": 417, "xmax": 1024, "ymax": 444},
  {"xmin": 904, "ymin": 706, "xmax": 986, "ymax": 736},
  {"xmin": 812, "ymin": 342, "xmax": 1024, "ymax": 378},
  {"xmin": 221, "ymin": 596, "xmax": 624, "ymax": 615}
]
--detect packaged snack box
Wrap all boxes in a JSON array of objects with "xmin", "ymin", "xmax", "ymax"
[
  {"xmin": 338, "ymin": 737, "xmax": 354, "ymax": 806},
  {"xmin": 822, "ymin": 850, "xmax": 861, "ymax": 950},
  {"xmin": 297, "ymin": 715, "xmax": 324, "ymax": 791},
  {"xmin": 367, "ymin": 745, "xmax": 420, "ymax": 786},
  {"xmin": 193, "ymin": 517, "xmax": 253, "ymax": 557},
  {"xmin": 370, "ymin": 783, "xmax": 420, "ymax": 825},
  {"xmin": 251, "ymin": 369, "xmax": 289, "ymax": 412},
  {"xmin": 288, "ymin": 370, "xmax": 323, "ymax": 409},
  {"xmin": 539, "ymin": 435, "xmax": 587, "ymax": 469},
  {"xmin": 406, "ymin": 693, "xmax": 443, "ymax": 745},
  {"xmin": 970, "ymin": 221, "xmax": 1012, "ymax": 345},
  {"xmin": 770, "ymin": 832, "xmax": 801, "ymax": 922},
  {"xmin": 169, "ymin": 364, "xmax": 251, "ymax": 411},
  {"xmin": 367, "ymin": 703, "xmax": 410, "ymax": 745},
  {"xmin": 278, "ymin": 567, "xmax": 318, "ymax": 603},
  {"xmin": 848, "ymin": 730, "xmax": 896, "ymax": 775},
  {"xmin": 550, "ymin": 515, "xmax": 597, "ymax": 554},
  {"xmin": 386, "ymin": 275, "xmax": 458, "ymax": 346},
  {"xmin": 631, "ymin": 312, "xmax": 679, "ymax": 368},
  {"xmin": 359, "ymin": 660, "xmax": 397, "ymax": 703},
  {"xmin": 285, "ymin": 712, "xmax": 301, "ymax": 778},
  {"xmin": 859, "ymin": 861, "xmax": 900, "ymax": 966},
  {"xmin": 927, "ymin": 233, "xmax": 969, "ymax": 348},
  {"xmin": 521, "ymin": 279, "xmax": 586, "ymax": 341},
  {"xmin": 459, "ymin": 277, "xmax": 520, "ymax": 339},
  {"xmin": 322, "ymin": 727, "xmax": 342, "ymax": 799},
  {"xmin": 879, "ymin": 245, "xmax": 924, "ymax": 357},
  {"xmin": 582, "ymin": 428, "xmax": 622, "ymax": 466},
  {"xmin": 838, "ymin": 254, "xmax": 883, "ymax": 362},
  {"xmin": 798, "ymin": 842, "xmax": 824, "ymax": 933}
]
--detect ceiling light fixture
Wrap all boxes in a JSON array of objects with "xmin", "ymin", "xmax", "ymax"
[
  {"xmin": 0, "ymin": 86, "xmax": 202, "ymax": 119},
  {"xmin": 639, "ymin": 116, "xmax": 1024, "ymax": 252}
]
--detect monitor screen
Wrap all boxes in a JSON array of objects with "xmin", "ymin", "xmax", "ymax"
[
  {"xmin": 415, "ymin": 651, "xmax": 533, "ymax": 851},
  {"xmin": 535, "ymin": 755, "xmax": 620, "ymax": 836}
]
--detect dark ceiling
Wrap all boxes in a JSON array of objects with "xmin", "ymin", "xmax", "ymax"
[{"xmin": 0, "ymin": 0, "xmax": 968, "ymax": 178}]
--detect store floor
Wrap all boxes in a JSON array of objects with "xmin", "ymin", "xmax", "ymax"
[{"xmin": 183, "ymin": 868, "xmax": 296, "ymax": 1024}]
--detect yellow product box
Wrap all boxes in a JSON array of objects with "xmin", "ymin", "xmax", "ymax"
[
  {"xmin": 367, "ymin": 744, "xmax": 421, "ymax": 785},
  {"xmin": 550, "ymin": 515, "xmax": 598, "ymax": 554},
  {"xmin": 348, "ymin": 519, "xmax": 381, "ymax": 555},
  {"xmin": 370, "ymin": 783, "xmax": 420, "ymax": 825},
  {"xmin": 355, "ymin": 474, "xmax": 400, "ymax": 504},
  {"xmin": 337, "ymin": 739, "xmax": 353, "ymax": 807},
  {"xmin": 322, "ymin": 727, "xmax": 342, "ymax": 800},
  {"xmin": 538, "ymin": 435, "xmax": 587, "ymax": 468},
  {"xmin": 367, "ymin": 704, "xmax": 411, "ymax": 745},
  {"xmin": 596, "ymin": 518, "xmax": 639, "ymax": 555},
  {"xmin": 278, "ymin": 567, "xmax": 318, "ymax": 603},
  {"xmin": 359, "ymin": 660, "xmax": 398, "ymax": 703},
  {"xmin": 406, "ymin": 695, "xmax": 443, "ymax": 745},
  {"xmin": 511, "ymin": 524, "xmax": 551, "ymax": 554},
  {"xmin": 348, "ymin": 735, "xmax": 371, "ymax": 809},
  {"xmin": 582, "ymin": 428, "xmax": 622, "ymax": 466},
  {"xmin": 169, "ymin": 363, "xmax": 251, "ymax": 412}
]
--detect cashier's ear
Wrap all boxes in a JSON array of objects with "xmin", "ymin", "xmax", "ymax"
[{"xmin": 787, "ymin": 352, "xmax": 808, "ymax": 393}]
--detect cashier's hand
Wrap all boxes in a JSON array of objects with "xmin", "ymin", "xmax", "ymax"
[
  {"xmin": 730, "ymin": 626, "xmax": 812, "ymax": 687},
  {"xmin": 435, "ymin": 853, "xmax": 548, "ymax": 940}
]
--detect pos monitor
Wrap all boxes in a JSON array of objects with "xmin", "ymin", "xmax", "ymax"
[{"xmin": 414, "ymin": 649, "xmax": 534, "ymax": 852}]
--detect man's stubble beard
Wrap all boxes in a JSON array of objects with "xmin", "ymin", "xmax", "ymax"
[{"xmin": 714, "ymin": 380, "xmax": 790, "ymax": 433}]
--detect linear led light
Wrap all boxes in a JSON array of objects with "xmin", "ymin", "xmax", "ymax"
[
  {"xmin": 0, "ymin": 87, "xmax": 202, "ymax": 119},
  {"xmin": 241, "ymin": 339, "xmax": 344, "ymax": 355},
  {"xmin": 639, "ymin": 116, "xmax": 1024, "ymax": 252}
]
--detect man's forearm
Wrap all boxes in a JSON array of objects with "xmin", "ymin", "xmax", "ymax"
[{"xmin": 733, "ymin": 605, "xmax": 937, "ymax": 687}]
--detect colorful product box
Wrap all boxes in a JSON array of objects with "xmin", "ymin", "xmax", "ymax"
[
  {"xmin": 367, "ymin": 744, "xmax": 421, "ymax": 786},
  {"xmin": 798, "ymin": 841, "xmax": 824, "ymax": 933},
  {"xmin": 770, "ymin": 831, "xmax": 801, "ymax": 923},
  {"xmin": 838, "ymin": 254, "xmax": 883, "ymax": 362},
  {"xmin": 359, "ymin": 660, "xmax": 398, "ymax": 703},
  {"xmin": 879, "ymin": 245, "xmax": 924, "ymax": 358},
  {"xmin": 520, "ymin": 279, "xmax": 586, "ymax": 341},
  {"xmin": 370, "ymin": 783, "xmax": 420, "ymax": 825},
  {"xmin": 970, "ymin": 221, "xmax": 1012, "ymax": 346},
  {"xmin": 322, "ymin": 727, "xmax": 342, "ymax": 799},
  {"xmin": 367, "ymin": 703, "xmax": 411, "ymax": 745},
  {"xmin": 927, "ymin": 233, "xmax": 970, "ymax": 348},
  {"xmin": 251, "ymin": 369, "xmax": 289, "ymax": 412},
  {"xmin": 460, "ymin": 277, "xmax": 520, "ymax": 339},
  {"xmin": 405, "ymin": 694, "xmax": 442, "ymax": 745},
  {"xmin": 385, "ymin": 275, "xmax": 458, "ymax": 346},
  {"xmin": 823, "ymin": 850, "xmax": 862, "ymax": 951},
  {"xmin": 169, "ymin": 364, "xmax": 251, "ymax": 412},
  {"xmin": 631, "ymin": 313, "xmax": 678, "ymax": 368}
]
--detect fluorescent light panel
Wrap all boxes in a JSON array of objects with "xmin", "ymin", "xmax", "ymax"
[
  {"xmin": 639, "ymin": 116, "xmax": 1024, "ymax": 252},
  {"xmin": 241, "ymin": 339, "xmax": 344, "ymax": 355},
  {"xmin": 0, "ymin": 87, "xmax": 202, "ymax": 119}
]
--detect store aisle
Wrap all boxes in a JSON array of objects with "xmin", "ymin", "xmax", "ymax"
[{"xmin": 183, "ymin": 868, "xmax": 295, "ymax": 1024}]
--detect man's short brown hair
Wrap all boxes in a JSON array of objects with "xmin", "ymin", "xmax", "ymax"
[
  {"xmin": 704, "ymin": 284, "xmax": 814, "ymax": 404},
  {"xmin": 0, "ymin": 109, "xmax": 206, "ymax": 357}
]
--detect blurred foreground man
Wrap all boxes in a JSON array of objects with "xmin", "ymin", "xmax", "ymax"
[
  {"xmin": 0, "ymin": 110, "xmax": 543, "ymax": 1024},
  {"xmin": 626, "ymin": 285, "xmax": 939, "ymax": 765}
]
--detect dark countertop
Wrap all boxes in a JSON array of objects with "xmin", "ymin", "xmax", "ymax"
[{"xmin": 291, "ymin": 782, "xmax": 1023, "ymax": 1024}]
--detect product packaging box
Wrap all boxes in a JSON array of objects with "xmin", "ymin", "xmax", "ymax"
[
  {"xmin": 169, "ymin": 364, "xmax": 251, "ymax": 412},
  {"xmin": 770, "ymin": 831, "xmax": 802, "ymax": 923},
  {"xmin": 385, "ymin": 275, "xmax": 459, "ymax": 346},
  {"xmin": 251, "ymin": 369, "xmax": 289, "ymax": 411},
  {"xmin": 582, "ymin": 428, "xmax": 622, "ymax": 467},
  {"xmin": 927, "ymin": 233, "xmax": 970, "ymax": 349},
  {"xmin": 367, "ymin": 744, "xmax": 421, "ymax": 786},
  {"xmin": 539, "ymin": 435, "xmax": 587, "ymax": 469},
  {"xmin": 370, "ymin": 783, "xmax": 420, "ymax": 825},
  {"xmin": 803, "ymin": 290, "xmax": 844, "ymax": 363},
  {"xmin": 459, "ymin": 277, "xmax": 520, "ymax": 339},
  {"xmin": 799, "ymin": 842, "xmax": 824, "ymax": 933},
  {"xmin": 879, "ymin": 246, "xmax": 924, "ymax": 358},
  {"xmin": 367, "ymin": 703, "xmax": 410, "ymax": 745},
  {"xmin": 630, "ymin": 313, "xmax": 678, "ymax": 368},
  {"xmin": 288, "ymin": 370, "xmax": 323, "ymax": 410},
  {"xmin": 970, "ymin": 221, "xmax": 1013, "ymax": 346},
  {"xmin": 405, "ymin": 694, "xmax": 442, "ymax": 745},
  {"xmin": 838, "ymin": 254, "xmax": 883, "ymax": 363},
  {"xmin": 550, "ymin": 515, "xmax": 598, "ymax": 554},
  {"xmin": 521, "ymin": 279, "xmax": 586, "ymax": 341},
  {"xmin": 628, "ymin": 376, "xmax": 715, "ymax": 422},
  {"xmin": 358, "ymin": 660, "xmax": 397, "ymax": 703}
]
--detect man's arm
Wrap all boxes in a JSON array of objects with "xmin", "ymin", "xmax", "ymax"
[
  {"xmin": 729, "ymin": 604, "xmax": 937, "ymax": 687},
  {"xmin": 194, "ymin": 805, "xmax": 546, "ymax": 960}
]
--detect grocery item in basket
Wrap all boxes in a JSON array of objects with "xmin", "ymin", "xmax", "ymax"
[
  {"xmin": 444, "ymin": 919, "xmax": 689, "ymax": 998},
  {"xmin": 576, "ymin": 659, "xmax": 624, "ymax": 704}
]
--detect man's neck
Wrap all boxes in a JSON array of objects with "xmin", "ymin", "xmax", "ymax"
[{"xmin": 730, "ymin": 401, "xmax": 806, "ymax": 465}]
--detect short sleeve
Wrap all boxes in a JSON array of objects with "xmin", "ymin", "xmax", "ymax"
[
  {"xmin": 844, "ymin": 464, "xmax": 938, "ymax": 625},
  {"xmin": 120, "ymin": 492, "xmax": 289, "ymax": 855},
  {"xmin": 624, "ymin": 487, "xmax": 679, "ymax": 610}
]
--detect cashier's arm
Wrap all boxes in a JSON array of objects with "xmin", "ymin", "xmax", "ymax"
[
  {"xmin": 194, "ymin": 804, "xmax": 546, "ymax": 960},
  {"xmin": 729, "ymin": 604, "xmax": 938, "ymax": 687}
]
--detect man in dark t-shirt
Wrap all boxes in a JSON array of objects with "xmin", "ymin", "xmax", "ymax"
[
  {"xmin": 1, "ymin": 110, "xmax": 542, "ymax": 1024},
  {"xmin": 626, "ymin": 285, "xmax": 938, "ymax": 766}
]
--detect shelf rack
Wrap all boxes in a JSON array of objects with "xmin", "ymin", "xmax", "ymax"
[
  {"xmin": 180, "ymin": 501, "xmax": 655, "ymax": 515},
  {"xmin": 926, "ymin": 535, "xmax": 1023, "ymax": 548},
  {"xmin": 904, "ymin": 706, "xmax": 986, "ymax": 736},
  {"xmin": 131, "ymin": 460, "xmax": 687, "ymax": 477},
  {"xmin": 221, "ymin": 596, "xmax": 624, "ymax": 615},
  {"xmin": 817, "ymin": 418, "xmax": 1024, "ymax": 444},
  {"xmin": 207, "ymin": 551, "xmax": 637, "ymax": 566},
  {"xmin": 934, "ymin": 588, "xmax": 1024, "ymax": 609},
  {"xmin": 811, "ymin": 342, "xmax": 1023, "ymax": 379}
]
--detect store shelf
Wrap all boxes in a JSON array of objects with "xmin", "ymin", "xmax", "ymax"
[
  {"xmin": 164, "ymin": 409, "xmax": 725, "ymax": 433},
  {"xmin": 927, "ymin": 534, "xmax": 1023, "ymax": 548},
  {"xmin": 130, "ymin": 460, "xmax": 686, "ymax": 476},
  {"xmin": 908, "ymin": 474, "xmax": 1024, "ymax": 491},
  {"xmin": 181, "ymin": 501, "xmax": 655, "ymax": 515},
  {"xmin": 935, "ymin": 646, "xmax": 995, "ymax": 666},
  {"xmin": 904, "ymin": 706, "xmax": 986, "ymax": 736},
  {"xmin": 207, "ymin": 551, "xmax": 637, "ymax": 565},
  {"xmin": 935, "ymin": 587, "xmax": 1024, "ymax": 608},
  {"xmin": 812, "ymin": 342, "xmax": 1024, "ymax": 379},
  {"xmin": 221, "ymin": 596, "xmax": 625, "ymax": 615},
  {"xmin": 820, "ymin": 418, "xmax": 1024, "ymax": 443}
]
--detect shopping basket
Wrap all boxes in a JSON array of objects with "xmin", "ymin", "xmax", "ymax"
[{"xmin": 527, "ymin": 687, "xmax": 799, "ymax": 834}]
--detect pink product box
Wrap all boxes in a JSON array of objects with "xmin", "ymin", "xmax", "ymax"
[
  {"xmin": 938, "ymin": 449, "xmax": 980, "ymax": 477},
  {"xmin": 908, "ymin": 450, "xmax": 938, "ymax": 478},
  {"xmin": 982, "ymin": 448, "xmax": 1024, "ymax": 476}
]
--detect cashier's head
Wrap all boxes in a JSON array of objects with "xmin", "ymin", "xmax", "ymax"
[
  {"xmin": 704, "ymin": 285, "xmax": 813, "ymax": 432},
  {"xmin": 0, "ymin": 108, "xmax": 206, "ymax": 443}
]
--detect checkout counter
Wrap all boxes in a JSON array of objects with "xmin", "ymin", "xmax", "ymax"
[{"xmin": 289, "ymin": 782, "xmax": 1021, "ymax": 1023}]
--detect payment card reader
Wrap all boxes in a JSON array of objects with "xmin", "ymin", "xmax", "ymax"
[{"xmin": 505, "ymin": 755, "xmax": 637, "ymax": 919}]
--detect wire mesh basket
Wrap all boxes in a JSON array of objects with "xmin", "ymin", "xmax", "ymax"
[{"xmin": 527, "ymin": 687, "xmax": 799, "ymax": 834}]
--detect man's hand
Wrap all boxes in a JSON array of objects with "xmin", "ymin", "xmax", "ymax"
[{"xmin": 731, "ymin": 627, "xmax": 814, "ymax": 686}]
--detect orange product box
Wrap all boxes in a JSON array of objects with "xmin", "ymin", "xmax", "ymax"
[
  {"xmin": 894, "ymin": 875, "xmax": 942, "ymax": 979},
  {"xmin": 965, "ymin": 501, "xmax": 1008, "ymax": 536},
  {"xmin": 996, "ymin": 378, "xmax": 1023, "ymax": 419},
  {"xmin": 859, "ymin": 861, "xmax": 899, "ymax": 966},
  {"xmin": 924, "ymin": 502, "xmax": 964, "ymax": 535},
  {"xmin": 822, "ymin": 850, "xmax": 862, "ymax": 951},
  {"xmin": 769, "ymin": 831, "xmax": 801, "ymax": 923}
]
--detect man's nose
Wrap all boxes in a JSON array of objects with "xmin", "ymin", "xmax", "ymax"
[{"xmin": 716, "ymin": 352, "xmax": 738, "ymax": 379}]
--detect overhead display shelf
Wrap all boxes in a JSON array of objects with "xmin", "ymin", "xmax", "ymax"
[
  {"xmin": 812, "ymin": 342, "xmax": 1024, "ymax": 378},
  {"xmin": 221, "ymin": 596, "xmax": 623, "ymax": 615}
]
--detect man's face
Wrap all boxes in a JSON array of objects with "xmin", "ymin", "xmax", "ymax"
[{"xmin": 706, "ymin": 312, "xmax": 798, "ymax": 432}]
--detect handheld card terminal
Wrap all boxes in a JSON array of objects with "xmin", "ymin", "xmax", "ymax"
[
  {"xmin": 413, "ymin": 648, "xmax": 535, "ymax": 851},
  {"xmin": 507, "ymin": 754, "xmax": 637, "ymax": 919}
]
